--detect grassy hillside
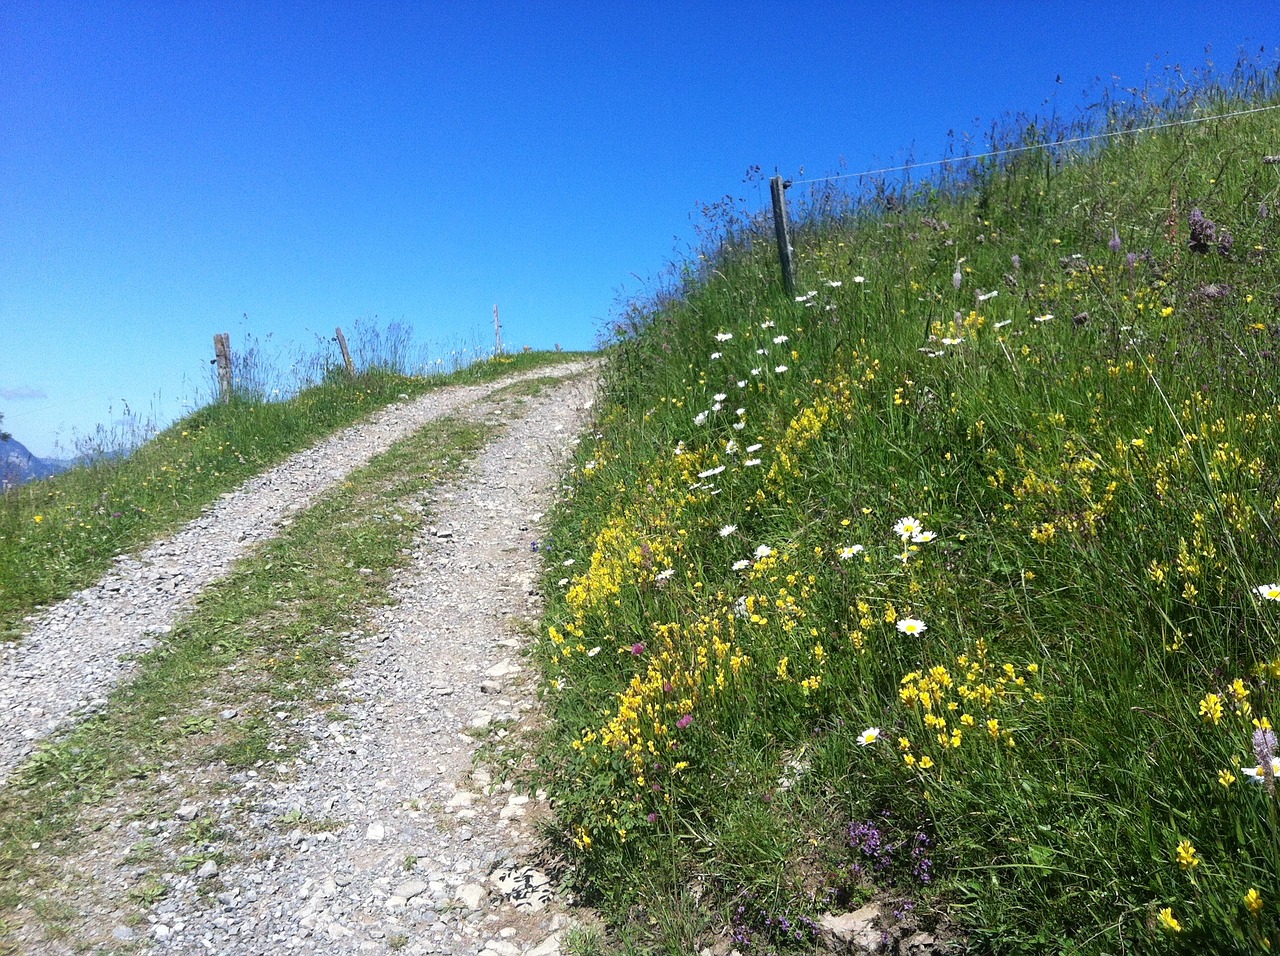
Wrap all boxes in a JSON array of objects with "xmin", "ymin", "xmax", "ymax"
[{"xmin": 536, "ymin": 61, "xmax": 1280, "ymax": 953}]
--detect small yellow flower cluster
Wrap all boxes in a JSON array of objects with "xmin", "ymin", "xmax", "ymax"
[{"xmin": 895, "ymin": 642, "xmax": 1042, "ymax": 773}]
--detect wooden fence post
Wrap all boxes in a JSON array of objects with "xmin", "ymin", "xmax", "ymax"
[
  {"xmin": 771, "ymin": 175, "xmax": 797, "ymax": 296},
  {"xmin": 493, "ymin": 304, "xmax": 503, "ymax": 356},
  {"xmin": 334, "ymin": 326, "xmax": 356, "ymax": 377},
  {"xmin": 213, "ymin": 333, "xmax": 232, "ymax": 403}
]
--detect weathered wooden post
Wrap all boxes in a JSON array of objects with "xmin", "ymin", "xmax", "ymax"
[
  {"xmin": 334, "ymin": 326, "xmax": 356, "ymax": 377},
  {"xmin": 213, "ymin": 333, "xmax": 232, "ymax": 403},
  {"xmin": 771, "ymin": 174, "xmax": 796, "ymax": 296},
  {"xmin": 493, "ymin": 304, "xmax": 503, "ymax": 356}
]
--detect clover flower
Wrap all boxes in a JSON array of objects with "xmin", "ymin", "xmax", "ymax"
[
  {"xmin": 1254, "ymin": 727, "xmax": 1277, "ymax": 764},
  {"xmin": 1188, "ymin": 208, "xmax": 1216, "ymax": 253}
]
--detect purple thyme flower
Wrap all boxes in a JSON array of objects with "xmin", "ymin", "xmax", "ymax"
[
  {"xmin": 1254, "ymin": 728, "xmax": 1278, "ymax": 795},
  {"xmin": 1188, "ymin": 207, "xmax": 1217, "ymax": 254},
  {"xmin": 1253, "ymin": 728, "xmax": 1276, "ymax": 763}
]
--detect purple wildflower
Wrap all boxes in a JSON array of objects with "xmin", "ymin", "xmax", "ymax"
[
  {"xmin": 676, "ymin": 714, "xmax": 694, "ymax": 730},
  {"xmin": 1188, "ymin": 207, "xmax": 1217, "ymax": 254},
  {"xmin": 1254, "ymin": 728, "xmax": 1278, "ymax": 795},
  {"xmin": 1109, "ymin": 228, "xmax": 1122, "ymax": 253}
]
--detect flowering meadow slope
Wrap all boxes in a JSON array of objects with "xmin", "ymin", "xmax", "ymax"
[{"xmin": 538, "ymin": 72, "xmax": 1280, "ymax": 954}]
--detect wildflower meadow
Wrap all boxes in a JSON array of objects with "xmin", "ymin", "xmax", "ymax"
[{"xmin": 536, "ymin": 58, "xmax": 1280, "ymax": 953}]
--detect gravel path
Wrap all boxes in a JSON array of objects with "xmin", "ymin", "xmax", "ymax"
[
  {"xmin": 0, "ymin": 361, "xmax": 593, "ymax": 786},
  {"xmin": 3, "ymin": 365, "xmax": 600, "ymax": 955}
]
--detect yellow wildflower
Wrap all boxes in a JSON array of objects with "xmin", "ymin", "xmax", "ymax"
[
  {"xmin": 1157, "ymin": 908, "xmax": 1182, "ymax": 932},
  {"xmin": 1175, "ymin": 840, "xmax": 1199, "ymax": 870},
  {"xmin": 1245, "ymin": 888, "xmax": 1264, "ymax": 916},
  {"xmin": 1199, "ymin": 693, "xmax": 1223, "ymax": 725}
]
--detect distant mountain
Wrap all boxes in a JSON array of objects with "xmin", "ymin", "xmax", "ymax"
[{"xmin": 1, "ymin": 436, "xmax": 71, "ymax": 488}]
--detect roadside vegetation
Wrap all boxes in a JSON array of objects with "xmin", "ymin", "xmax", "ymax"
[
  {"xmin": 0, "ymin": 344, "xmax": 587, "ymax": 640},
  {"xmin": 535, "ymin": 56, "xmax": 1280, "ymax": 953}
]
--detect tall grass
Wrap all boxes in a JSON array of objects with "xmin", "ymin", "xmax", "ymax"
[
  {"xmin": 212, "ymin": 316, "xmax": 495, "ymax": 404},
  {"xmin": 537, "ymin": 56, "xmax": 1280, "ymax": 953}
]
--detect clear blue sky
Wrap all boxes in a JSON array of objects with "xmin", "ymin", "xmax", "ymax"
[{"xmin": 2, "ymin": 2, "xmax": 1275, "ymax": 457}]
